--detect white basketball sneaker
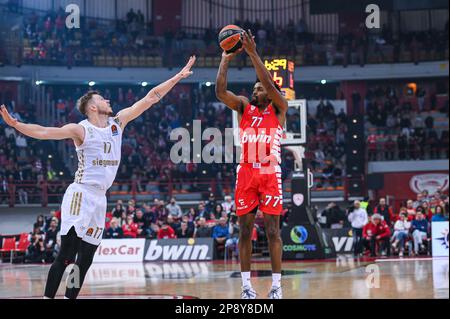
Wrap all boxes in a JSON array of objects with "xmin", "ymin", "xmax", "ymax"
[
  {"xmin": 241, "ymin": 286, "xmax": 257, "ymax": 299},
  {"xmin": 268, "ymin": 286, "xmax": 283, "ymax": 299}
]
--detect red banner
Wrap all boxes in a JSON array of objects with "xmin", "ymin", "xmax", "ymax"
[{"xmin": 377, "ymin": 171, "xmax": 449, "ymax": 202}]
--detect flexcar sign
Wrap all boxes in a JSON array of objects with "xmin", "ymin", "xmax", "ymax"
[
  {"xmin": 93, "ymin": 239, "xmax": 146, "ymax": 263},
  {"xmin": 144, "ymin": 238, "xmax": 214, "ymax": 262}
]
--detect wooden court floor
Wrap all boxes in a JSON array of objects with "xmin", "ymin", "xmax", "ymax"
[{"xmin": 0, "ymin": 256, "xmax": 448, "ymax": 299}]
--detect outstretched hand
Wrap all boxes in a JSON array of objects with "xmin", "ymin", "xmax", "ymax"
[
  {"xmin": 222, "ymin": 47, "xmax": 244, "ymax": 61},
  {"xmin": 0, "ymin": 105, "xmax": 18, "ymax": 127},
  {"xmin": 241, "ymin": 29, "xmax": 257, "ymax": 55},
  {"xmin": 178, "ymin": 55, "xmax": 196, "ymax": 79}
]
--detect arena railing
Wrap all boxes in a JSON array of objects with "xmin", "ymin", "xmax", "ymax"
[{"xmin": 0, "ymin": 176, "xmax": 350, "ymax": 207}]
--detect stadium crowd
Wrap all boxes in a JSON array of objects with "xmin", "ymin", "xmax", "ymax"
[
  {"xmin": 320, "ymin": 189, "xmax": 449, "ymax": 257},
  {"xmin": 17, "ymin": 185, "xmax": 448, "ymax": 264},
  {"xmin": 363, "ymin": 84, "xmax": 449, "ymax": 161},
  {"xmin": 0, "ymin": 100, "xmax": 70, "ymax": 206},
  {"xmin": 14, "ymin": 7, "xmax": 449, "ymax": 68},
  {"xmin": 20, "ymin": 195, "xmax": 272, "ymax": 263},
  {"xmin": 1, "ymin": 78, "xmax": 448, "ymax": 205}
]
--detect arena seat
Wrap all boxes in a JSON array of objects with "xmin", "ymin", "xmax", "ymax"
[
  {"xmin": 0, "ymin": 237, "xmax": 17, "ymax": 263},
  {"xmin": 15, "ymin": 233, "xmax": 30, "ymax": 254},
  {"xmin": 122, "ymin": 56, "xmax": 130, "ymax": 66},
  {"xmin": 130, "ymin": 56, "xmax": 138, "ymax": 67},
  {"xmin": 145, "ymin": 56, "xmax": 155, "ymax": 67},
  {"xmin": 154, "ymin": 56, "xmax": 162, "ymax": 67},
  {"xmin": 205, "ymin": 57, "xmax": 214, "ymax": 67}
]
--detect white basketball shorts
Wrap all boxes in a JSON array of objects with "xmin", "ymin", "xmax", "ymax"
[{"xmin": 60, "ymin": 183, "xmax": 107, "ymax": 246}]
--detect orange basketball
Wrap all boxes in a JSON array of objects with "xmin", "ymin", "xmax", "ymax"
[{"xmin": 218, "ymin": 25, "xmax": 243, "ymax": 53}]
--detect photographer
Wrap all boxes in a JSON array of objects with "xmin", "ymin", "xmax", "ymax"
[
  {"xmin": 321, "ymin": 202, "xmax": 346, "ymax": 229},
  {"xmin": 347, "ymin": 200, "xmax": 368, "ymax": 256}
]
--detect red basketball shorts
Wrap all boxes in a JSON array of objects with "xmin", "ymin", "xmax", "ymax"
[{"xmin": 234, "ymin": 163, "xmax": 283, "ymax": 216}]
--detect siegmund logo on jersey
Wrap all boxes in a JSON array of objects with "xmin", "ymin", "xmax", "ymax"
[{"xmin": 144, "ymin": 238, "xmax": 214, "ymax": 261}]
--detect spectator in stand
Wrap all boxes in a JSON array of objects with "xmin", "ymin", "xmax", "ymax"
[
  {"xmin": 167, "ymin": 214, "xmax": 180, "ymax": 232},
  {"xmin": 105, "ymin": 218, "xmax": 124, "ymax": 239},
  {"xmin": 29, "ymin": 225, "xmax": 45, "ymax": 245},
  {"xmin": 157, "ymin": 222, "xmax": 176, "ymax": 239},
  {"xmin": 126, "ymin": 200, "xmax": 137, "ymax": 216},
  {"xmin": 166, "ymin": 197, "xmax": 182, "ymax": 220},
  {"xmin": 197, "ymin": 203, "xmax": 208, "ymax": 219},
  {"xmin": 225, "ymin": 215, "xmax": 240, "ymax": 259},
  {"xmin": 176, "ymin": 221, "xmax": 194, "ymax": 238},
  {"xmin": 26, "ymin": 235, "xmax": 46, "ymax": 263},
  {"xmin": 34, "ymin": 215, "xmax": 45, "ymax": 231},
  {"xmin": 384, "ymin": 135, "xmax": 396, "ymax": 160},
  {"xmin": 44, "ymin": 210, "xmax": 60, "ymax": 232},
  {"xmin": 185, "ymin": 208, "xmax": 197, "ymax": 222},
  {"xmin": 420, "ymin": 201, "xmax": 433, "ymax": 221},
  {"xmin": 410, "ymin": 211, "xmax": 429, "ymax": 256},
  {"xmin": 221, "ymin": 195, "xmax": 234, "ymax": 216},
  {"xmin": 362, "ymin": 214, "xmax": 391, "ymax": 257},
  {"xmin": 212, "ymin": 217, "xmax": 229, "ymax": 252},
  {"xmin": 111, "ymin": 200, "xmax": 125, "ymax": 219},
  {"xmin": 181, "ymin": 214, "xmax": 195, "ymax": 233},
  {"xmin": 413, "ymin": 193, "xmax": 424, "ymax": 209},
  {"xmin": 214, "ymin": 204, "xmax": 225, "ymax": 219},
  {"xmin": 122, "ymin": 215, "xmax": 139, "ymax": 238},
  {"xmin": 391, "ymin": 212, "xmax": 411, "ymax": 257},
  {"xmin": 194, "ymin": 217, "xmax": 213, "ymax": 238},
  {"xmin": 44, "ymin": 219, "xmax": 59, "ymax": 262},
  {"xmin": 206, "ymin": 193, "xmax": 217, "ymax": 213},
  {"xmin": 405, "ymin": 200, "xmax": 416, "ymax": 221},
  {"xmin": 133, "ymin": 209, "xmax": 150, "ymax": 238},
  {"xmin": 347, "ymin": 200, "xmax": 368, "ymax": 256},
  {"xmin": 152, "ymin": 199, "xmax": 168, "ymax": 224},
  {"xmin": 373, "ymin": 198, "xmax": 394, "ymax": 226},
  {"xmin": 367, "ymin": 133, "xmax": 378, "ymax": 161},
  {"xmin": 432, "ymin": 205, "xmax": 448, "ymax": 222}
]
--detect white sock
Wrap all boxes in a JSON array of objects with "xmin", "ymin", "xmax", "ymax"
[
  {"xmin": 272, "ymin": 273, "xmax": 281, "ymax": 288},
  {"xmin": 241, "ymin": 272, "xmax": 252, "ymax": 288},
  {"xmin": 43, "ymin": 296, "xmax": 52, "ymax": 299}
]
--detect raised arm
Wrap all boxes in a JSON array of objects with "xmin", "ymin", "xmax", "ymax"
[
  {"xmin": 215, "ymin": 51, "xmax": 249, "ymax": 114},
  {"xmin": 1, "ymin": 105, "xmax": 84, "ymax": 146},
  {"xmin": 241, "ymin": 30, "xmax": 288, "ymax": 115},
  {"xmin": 115, "ymin": 56, "xmax": 196, "ymax": 129}
]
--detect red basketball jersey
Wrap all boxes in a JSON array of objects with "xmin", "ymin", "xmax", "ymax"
[{"xmin": 239, "ymin": 103, "xmax": 283, "ymax": 164}]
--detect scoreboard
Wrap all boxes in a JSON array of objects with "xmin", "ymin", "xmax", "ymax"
[{"xmin": 264, "ymin": 58, "xmax": 296, "ymax": 101}]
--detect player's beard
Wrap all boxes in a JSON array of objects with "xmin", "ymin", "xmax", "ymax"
[
  {"xmin": 251, "ymin": 96, "xmax": 269, "ymax": 109},
  {"xmin": 251, "ymin": 96, "xmax": 260, "ymax": 107},
  {"xmin": 98, "ymin": 108, "xmax": 113, "ymax": 117}
]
